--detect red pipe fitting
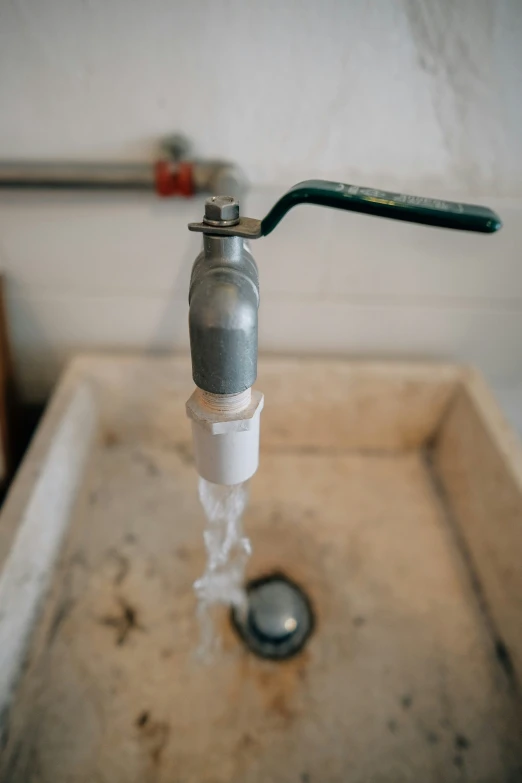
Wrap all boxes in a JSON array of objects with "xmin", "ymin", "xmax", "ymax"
[{"xmin": 154, "ymin": 160, "xmax": 194, "ymax": 198}]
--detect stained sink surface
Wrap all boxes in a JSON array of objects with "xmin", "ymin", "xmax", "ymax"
[{"xmin": 0, "ymin": 356, "xmax": 521, "ymax": 782}]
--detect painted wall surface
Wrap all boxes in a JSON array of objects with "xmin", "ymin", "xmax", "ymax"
[{"xmin": 0, "ymin": 0, "xmax": 520, "ymax": 426}]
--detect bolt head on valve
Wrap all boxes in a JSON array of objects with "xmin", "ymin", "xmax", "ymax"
[{"xmin": 203, "ymin": 195, "xmax": 240, "ymax": 226}]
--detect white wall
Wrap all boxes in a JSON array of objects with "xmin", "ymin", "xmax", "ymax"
[{"xmin": 0, "ymin": 0, "xmax": 521, "ymax": 427}]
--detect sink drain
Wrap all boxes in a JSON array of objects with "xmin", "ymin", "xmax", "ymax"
[{"xmin": 231, "ymin": 573, "xmax": 314, "ymax": 660}]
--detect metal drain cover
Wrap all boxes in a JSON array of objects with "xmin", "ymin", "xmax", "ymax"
[{"xmin": 231, "ymin": 574, "xmax": 314, "ymax": 660}]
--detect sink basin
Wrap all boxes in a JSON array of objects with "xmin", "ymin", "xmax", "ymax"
[{"xmin": 0, "ymin": 356, "xmax": 521, "ymax": 782}]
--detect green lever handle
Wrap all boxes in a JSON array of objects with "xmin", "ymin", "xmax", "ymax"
[
  {"xmin": 188, "ymin": 178, "xmax": 501, "ymax": 239},
  {"xmin": 260, "ymin": 180, "xmax": 501, "ymax": 236}
]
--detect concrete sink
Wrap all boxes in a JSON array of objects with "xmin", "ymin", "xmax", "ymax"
[{"xmin": 0, "ymin": 356, "xmax": 521, "ymax": 782}]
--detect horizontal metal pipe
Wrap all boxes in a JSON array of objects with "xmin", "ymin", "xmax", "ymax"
[
  {"xmin": 0, "ymin": 161, "xmax": 155, "ymax": 191},
  {"xmin": 0, "ymin": 159, "xmax": 247, "ymax": 199}
]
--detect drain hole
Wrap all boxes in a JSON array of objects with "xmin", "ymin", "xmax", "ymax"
[{"xmin": 231, "ymin": 572, "xmax": 315, "ymax": 660}]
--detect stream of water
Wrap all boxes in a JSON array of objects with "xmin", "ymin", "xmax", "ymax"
[{"xmin": 193, "ymin": 477, "xmax": 251, "ymax": 659}]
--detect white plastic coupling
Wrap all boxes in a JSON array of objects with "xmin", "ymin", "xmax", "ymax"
[{"xmin": 186, "ymin": 386, "xmax": 264, "ymax": 485}]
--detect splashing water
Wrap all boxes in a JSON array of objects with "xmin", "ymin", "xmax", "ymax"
[{"xmin": 193, "ymin": 477, "xmax": 251, "ymax": 659}]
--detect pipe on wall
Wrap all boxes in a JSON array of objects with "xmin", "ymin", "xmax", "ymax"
[{"xmin": 0, "ymin": 158, "xmax": 247, "ymax": 200}]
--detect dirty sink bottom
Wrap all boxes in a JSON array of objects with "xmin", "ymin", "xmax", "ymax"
[{"xmin": 0, "ymin": 356, "xmax": 521, "ymax": 782}]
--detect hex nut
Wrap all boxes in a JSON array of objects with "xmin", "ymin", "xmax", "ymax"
[
  {"xmin": 186, "ymin": 389, "xmax": 264, "ymax": 434},
  {"xmin": 204, "ymin": 195, "xmax": 240, "ymax": 224}
]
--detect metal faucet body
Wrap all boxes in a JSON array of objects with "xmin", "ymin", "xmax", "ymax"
[{"xmin": 188, "ymin": 201, "xmax": 259, "ymax": 395}]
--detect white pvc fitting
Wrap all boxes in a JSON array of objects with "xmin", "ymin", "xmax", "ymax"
[{"xmin": 186, "ymin": 387, "xmax": 264, "ymax": 485}]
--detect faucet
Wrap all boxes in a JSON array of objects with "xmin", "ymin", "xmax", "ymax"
[{"xmin": 186, "ymin": 180, "xmax": 502, "ymax": 485}]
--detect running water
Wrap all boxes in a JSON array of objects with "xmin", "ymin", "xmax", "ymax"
[{"xmin": 193, "ymin": 477, "xmax": 251, "ymax": 659}]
